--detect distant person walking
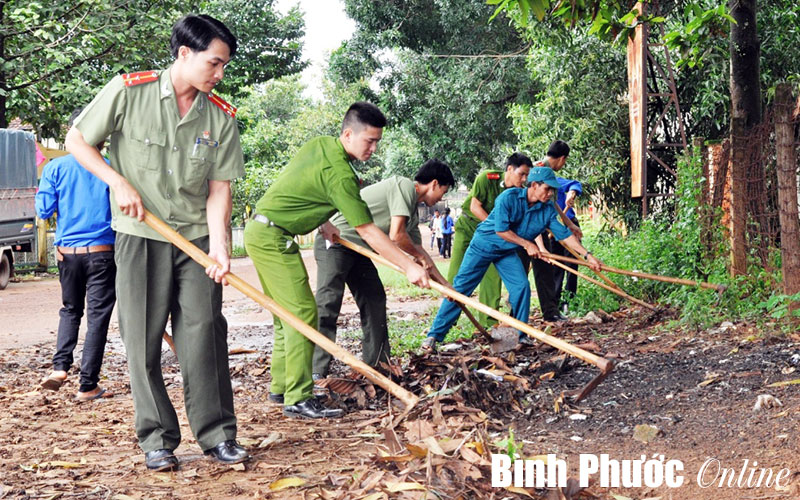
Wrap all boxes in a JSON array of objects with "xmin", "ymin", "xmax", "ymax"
[
  {"xmin": 429, "ymin": 210, "xmax": 440, "ymax": 251},
  {"xmin": 440, "ymin": 207, "xmax": 454, "ymax": 258},
  {"xmin": 37, "ymin": 108, "xmax": 116, "ymax": 403}
]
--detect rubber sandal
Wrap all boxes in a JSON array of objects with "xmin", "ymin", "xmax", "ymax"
[
  {"xmin": 41, "ymin": 375, "xmax": 66, "ymax": 391},
  {"xmin": 75, "ymin": 387, "xmax": 107, "ymax": 402}
]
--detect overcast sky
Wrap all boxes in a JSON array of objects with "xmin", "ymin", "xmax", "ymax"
[{"xmin": 274, "ymin": 0, "xmax": 356, "ymax": 99}]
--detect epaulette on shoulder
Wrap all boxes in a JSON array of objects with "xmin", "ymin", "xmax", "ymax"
[
  {"xmin": 207, "ymin": 92, "xmax": 237, "ymax": 118},
  {"xmin": 122, "ymin": 71, "xmax": 159, "ymax": 87},
  {"xmin": 486, "ymin": 172, "xmax": 501, "ymax": 180}
]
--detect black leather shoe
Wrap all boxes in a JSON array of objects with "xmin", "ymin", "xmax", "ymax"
[
  {"xmin": 204, "ymin": 440, "xmax": 251, "ymax": 465},
  {"xmin": 283, "ymin": 397, "xmax": 344, "ymax": 419},
  {"xmin": 145, "ymin": 449, "xmax": 178, "ymax": 471},
  {"xmin": 268, "ymin": 393, "xmax": 284, "ymax": 404},
  {"xmin": 543, "ymin": 313, "xmax": 569, "ymax": 322}
]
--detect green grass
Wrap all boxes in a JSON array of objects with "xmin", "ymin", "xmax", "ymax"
[
  {"xmin": 376, "ymin": 261, "xmax": 450, "ymax": 299},
  {"xmin": 387, "ymin": 304, "xmax": 480, "ymax": 355}
]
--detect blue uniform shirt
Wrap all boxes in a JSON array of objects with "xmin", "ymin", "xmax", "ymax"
[
  {"xmin": 472, "ymin": 187, "xmax": 572, "ymax": 254},
  {"xmin": 556, "ymin": 177, "xmax": 582, "ymax": 219},
  {"xmin": 35, "ymin": 154, "xmax": 115, "ymax": 247}
]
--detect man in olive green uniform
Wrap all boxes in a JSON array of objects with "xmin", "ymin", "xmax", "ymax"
[
  {"xmin": 244, "ymin": 102, "xmax": 429, "ymax": 419},
  {"xmin": 313, "ymin": 159, "xmax": 455, "ymax": 378},
  {"xmin": 448, "ymin": 153, "xmax": 532, "ymax": 328},
  {"xmin": 65, "ymin": 15, "xmax": 248, "ymax": 471}
]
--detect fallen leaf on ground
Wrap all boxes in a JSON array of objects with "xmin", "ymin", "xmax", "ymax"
[
  {"xmin": 767, "ymin": 378, "xmax": 800, "ymax": 388},
  {"xmin": 385, "ymin": 481, "xmax": 426, "ymax": 493},
  {"xmin": 633, "ymin": 424, "xmax": 660, "ymax": 443},
  {"xmin": 269, "ymin": 477, "xmax": 307, "ymax": 491}
]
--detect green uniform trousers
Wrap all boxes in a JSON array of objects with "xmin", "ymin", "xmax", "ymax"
[
  {"xmin": 244, "ymin": 221, "xmax": 315, "ymax": 406},
  {"xmin": 312, "ymin": 237, "xmax": 390, "ymax": 377},
  {"xmin": 115, "ymin": 233, "xmax": 236, "ymax": 453},
  {"xmin": 448, "ymin": 228, "xmax": 502, "ymax": 328}
]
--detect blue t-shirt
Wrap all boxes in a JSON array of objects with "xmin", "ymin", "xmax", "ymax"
[
  {"xmin": 35, "ymin": 154, "xmax": 115, "ymax": 247},
  {"xmin": 441, "ymin": 215, "xmax": 454, "ymax": 235},
  {"xmin": 471, "ymin": 188, "xmax": 572, "ymax": 255},
  {"xmin": 556, "ymin": 177, "xmax": 582, "ymax": 219}
]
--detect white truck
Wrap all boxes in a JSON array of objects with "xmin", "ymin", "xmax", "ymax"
[{"xmin": 0, "ymin": 129, "xmax": 38, "ymax": 289}]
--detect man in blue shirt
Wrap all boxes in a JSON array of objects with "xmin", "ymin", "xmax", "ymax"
[
  {"xmin": 530, "ymin": 140, "xmax": 583, "ymax": 317},
  {"xmin": 440, "ymin": 207, "xmax": 454, "ymax": 258},
  {"xmin": 421, "ymin": 167, "xmax": 601, "ymax": 352},
  {"xmin": 37, "ymin": 108, "xmax": 116, "ymax": 402}
]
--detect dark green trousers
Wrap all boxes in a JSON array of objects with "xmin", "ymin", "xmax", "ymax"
[
  {"xmin": 115, "ymin": 233, "xmax": 237, "ymax": 453},
  {"xmin": 312, "ymin": 237, "xmax": 390, "ymax": 376},
  {"xmin": 448, "ymin": 227, "xmax": 502, "ymax": 328}
]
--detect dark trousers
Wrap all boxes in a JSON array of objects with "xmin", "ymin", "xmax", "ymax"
[
  {"xmin": 313, "ymin": 238, "xmax": 390, "ymax": 377},
  {"xmin": 115, "ymin": 233, "xmax": 236, "ymax": 453},
  {"xmin": 440, "ymin": 233, "xmax": 452, "ymax": 258},
  {"xmin": 517, "ymin": 239, "xmax": 560, "ymax": 319},
  {"xmin": 54, "ymin": 250, "xmax": 116, "ymax": 393},
  {"xmin": 551, "ymin": 217, "xmax": 580, "ymax": 307}
]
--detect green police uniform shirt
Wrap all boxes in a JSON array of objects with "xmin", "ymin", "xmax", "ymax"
[
  {"xmin": 74, "ymin": 68, "xmax": 245, "ymax": 242},
  {"xmin": 330, "ymin": 176, "xmax": 421, "ymax": 249},
  {"xmin": 255, "ymin": 136, "xmax": 373, "ymax": 236},
  {"xmin": 455, "ymin": 169, "xmax": 506, "ymax": 236}
]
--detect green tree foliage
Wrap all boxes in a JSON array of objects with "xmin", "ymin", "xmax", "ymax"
[
  {"xmin": 198, "ymin": 0, "xmax": 306, "ymax": 100},
  {"xmin": 336, "ymin": 0, "xmax": 539, "ymax": 185},
  {"xmin": 0, "ymin": 0, "xmax": 304, "ymax": 138},
  {"xmin": 0, "ymin": 0, "xmax": 180, "ymax": 135}
]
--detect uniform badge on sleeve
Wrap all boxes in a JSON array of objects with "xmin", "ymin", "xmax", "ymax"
[{"xmin": 487, "ymin": 173, "xmax": 501, "ymax": 180}]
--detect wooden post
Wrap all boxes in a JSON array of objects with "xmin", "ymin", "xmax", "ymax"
[
  {"xmin": 729, "ymin": 116, "xmax": 748, "ymax": 276},
  {"xmin": 774, "ymin": 83, "xmax": 800, "ymax": 313}
]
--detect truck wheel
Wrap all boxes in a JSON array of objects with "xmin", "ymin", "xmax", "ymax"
[{"xmin": 0, "ymin": 252, "xmax": 10, "ymax": 290}]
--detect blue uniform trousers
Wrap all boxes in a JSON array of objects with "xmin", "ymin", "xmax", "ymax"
[{"xmin": 427, "ymin": 243, "xmax": 530, "ymax": 342}]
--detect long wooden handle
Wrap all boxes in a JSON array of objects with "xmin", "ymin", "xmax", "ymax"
[
  {"xmin": 142, "ymin": 210, "xmax": 419, "ymax": 410},
  {"xmin": 547, "ymin": 257, "xmax": 658, "ymax": 311},
  {"xmin": 334, "ymin": 237, "xmax": 612, "ymax": 374},
  {"xmin": 550, "ymin": 230, "xmax": 621, "ymax": 291},
  {"xmin": 541, "ymin": 251, "xmax": 725, "ymax": 291}
]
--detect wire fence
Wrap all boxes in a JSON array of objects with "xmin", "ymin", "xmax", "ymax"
[{"xmin": 704, "ymin": 103, "xmax": 800, "ymax": 274}]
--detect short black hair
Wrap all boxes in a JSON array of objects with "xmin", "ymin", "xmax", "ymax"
[
  {"xmin": 546, "ymin": 140, "xmax": 570, "ymax": 159},
  {"xmin": 506, "ymin": 152, "xmax": 533, "ymax": 169},
  {"xmin": 445, "ymin": 208, "xmax": 451, "ymax": 215},
  {"xmin": 341, "ymin": 102, "xmax": 387, "ymax": 133},
  {"xmin": 170, "ymin": 14, "xmax": 237, "ymax": 59},
  {"xmin": 414, "ymin": 159, "xmax": 455, "ymax": 188},
  {"xmin": 68, "ymin": 108, "xmax": 83, "ymax": 128}
]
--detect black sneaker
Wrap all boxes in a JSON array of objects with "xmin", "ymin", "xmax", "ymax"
[{"xmin": 283, "ymin": 397, "xmax": 344, "ymax": 419}]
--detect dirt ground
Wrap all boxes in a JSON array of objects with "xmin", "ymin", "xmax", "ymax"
[{"xmin": 1, "ymin": 242, "xmax": 799, "ymax": 499}]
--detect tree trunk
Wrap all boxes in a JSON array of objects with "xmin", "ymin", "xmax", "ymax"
[
  {"xmin": 728, "ymin": 0, "xmax": 762, "ymax": 276},
  {"xmin": 774, "ymin": 83, "xmax": 800, "ymax": 312}
]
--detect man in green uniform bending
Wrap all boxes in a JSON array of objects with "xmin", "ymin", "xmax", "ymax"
[
  {"xmin": 312, "ymin": 159, "xmax": 455, "ymax": 379},
  {"xmin": 448, "ymin": 153, "xmax": 532, "ymax": 328},
  {"xmin": 244, "ymin": 102, "xmax": 429, "ymax": 419},
  {"xmin": 65, "ymin": 15, "xmax": 248, "ymax": 471}
]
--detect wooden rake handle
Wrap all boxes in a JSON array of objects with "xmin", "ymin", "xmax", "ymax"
[
  {"xmin": 549, "ymin": 230, "xmax": 621, "ymax": 291},
  {"xmin": 142, "ymin": 210, "xmax": 419, "ymax": 410},
  {"xmin": 540, "ymin": 251, "xmax": 726, "ymax": 292},
  {"xmin": 546, "ymin": 257, "xmax": 658, "ymax": 311},
  {"xmin": 334, "ymin": 237, "xmax": 613, "ymax": 374}
]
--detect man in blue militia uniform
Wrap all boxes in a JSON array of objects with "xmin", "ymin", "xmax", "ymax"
[
  {"xmin": 37, "ymin": 108, "xmax": 116, "ymax": 402},
  {"xmin": 421, "ymin": 167, "xmax": 601, "ymax": 351}
]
